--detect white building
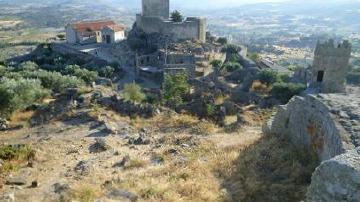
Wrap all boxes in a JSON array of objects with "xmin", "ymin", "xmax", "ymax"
[
  {"xmin": 65, "ymin": 20, "xmax": 125, "ymax": 45},
  {"xmin": 101, "ymin": 25, "xmax": 126, "ymax": 44}
]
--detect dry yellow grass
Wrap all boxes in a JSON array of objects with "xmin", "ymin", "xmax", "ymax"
[
  {"xmin": 250, "ymin": 80, "xmax": 272, "ymax": 94},
  {"xmin": 9, "ymin": 110, "xmax": 35, "ymax": 127}
]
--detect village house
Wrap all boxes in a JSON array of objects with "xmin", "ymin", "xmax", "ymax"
[{"xmin": 65, "ymin": 20, "xmax": 125, "ymax": 45}]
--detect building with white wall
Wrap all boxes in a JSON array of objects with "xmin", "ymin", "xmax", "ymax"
[{"xmin": 66, "ymin": 20, "xmax": 125, "ymax": 45}]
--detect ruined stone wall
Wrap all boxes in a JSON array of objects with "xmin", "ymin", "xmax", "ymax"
[
  {"xmin": 311, "ymin": 40, "xmax": 352, "ymax": 93},
  {"xmin": 263, "ymin": 94, "xmax": 359, "ymax": 161},
  {"xmin": 263, "ymin": 93, "xmax": 360, "ymax": 202},
  {"xmin": 136, "ymin": 15, "xmax": 206, "ymax": 43}
]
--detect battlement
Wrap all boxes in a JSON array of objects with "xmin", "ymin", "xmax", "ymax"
[{"xmin": 315, "ymin": 39, "xmax": 352, "ymax": 57}]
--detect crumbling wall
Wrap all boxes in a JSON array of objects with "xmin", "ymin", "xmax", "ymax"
[
  {"xmin": 310, "ymin": 40, "xmax": 351, "ymax": 93},
  {"xmin": 263, "ymin": 93, "xmax": 360, "ymax": 202},
  {"xmin": 264, "ymin": 94, "xmax": 359, "ymax": 161}
]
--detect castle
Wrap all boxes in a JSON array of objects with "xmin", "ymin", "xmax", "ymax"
[
  {"xmin": 310, "ymin": 39, "xmax": 352, "ymax": 93},
  {"xmin": 136, "ymin": 0, "xmax": 207, "ymax": 43}
]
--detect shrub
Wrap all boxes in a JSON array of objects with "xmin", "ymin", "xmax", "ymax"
[
  {"xmin": 17, "ymin": 61, "xmax": 39, "ymax": 71},
  {"xmin": 145, "ymin": 93, "xmax": 160, "ymax": 105},
  {"xmin": 0, "ymin": 65, "xmax": 7, "ymax": 76},
  {"xmin": 0, "ymin": 78, "xmax": 50, "ymax": 117},
  {"xmin": 210, "ymin": 60, "xmax": 224, "ymax": 74},
  {"xmin": 64, "ymin": 65, "xmax": 98, "ymax": 84},
  {"xmin": 122, "ymin": 83, "xmax": 146, "ymax": 104},
  {"xmin": 21, "ymin": 70, "xmax": 84, "ymax": 93},
  {"xmin": 277, "ymin": 73, "xmax": 291, "ymax": 83},
  {"xmin": 271, "ymin": 82, "xmax": 306, "ymax": 103},
  {"xmin": 217, "ymin": 37, "xmax": 228, "ymax": 45},
  {"xmin": 258, "ymin": 69, "xmax": 278, "ymax": 85},
  {"xmin": 224, "ymin": 62, "xmax": 242, "ymax": 72},
  {"xmin": 249, "ymin": 53, "xmax": 260, "ymax": 62},
  {"xmin": 163, "ymin": 72, "xmax": 190, "ymax": 107},
  {"xmin": 171, "ymin": 10, "xmax": 184, "ymax": 22},
  {"xmin": 250, "ymin": 80, "xmax": 271, "ymax": 94},
  {"xmin": 221, "ymin": 44, "xmax": 240, "ymax": 54},
  {"xmin": 98, "ymin": 66, "xmax": 115, "ymax": 78},
  {"xmin": 227, "ymin": 53, "xmax": 240, "ymax": 63}
]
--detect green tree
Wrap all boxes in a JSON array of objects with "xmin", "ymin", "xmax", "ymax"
[
  {"xmin": 258, "ymin": 69, "xmax": 278, "ymax": 85},
  {"xmin": 99, "ymin": 66, "xmax": 115, "ymax": 78},
  {"xmin": 122, "ymin": 83, "xmax": 146, "ymax": 104},
  {"xmin": 0, "ymin": 78, "xmax": 50, "ymax": 117},
  {"xmin": 210, "ymin": 60, "xmax": 223, "ymax": 72},
  {"xmin": 64, "ymin": 65, "xmax": 98, "ymax": 84},
  {"xmin": 171, "ymin": 10, "xmax": 184, "ymax": 22},
  {"xmin": 17, "ymin": 61, "xmax": 39, "ymax": 72},
  {"xmin": 221, "ymin": 44, "xmax": 240, "ymax": 54},
  {"xmin": 217, "ymin": 37, "xmax": 228, "ymax": 45},
  {"xmin": 249, "ymin": 53, "xmax": 260, "ymax": 62},
  {"xmin": 271, "ymin": 82, "xmax": 306, "ymax": 103},
  {"xmin": 163, "ymin": 72, "xmax": 190, "ymax": 107},
  {"xmin": 224, "ymin": 62, "xmax": 242, "ymax": 72}
]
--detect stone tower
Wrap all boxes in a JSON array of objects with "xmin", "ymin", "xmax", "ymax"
[
  {"xmin": 310, "ymin": 39, "xmax": 351, "ymax": 93},
  {"xmin": 142, "ymin": 0, "xmax": 170, "ymax": 19}
]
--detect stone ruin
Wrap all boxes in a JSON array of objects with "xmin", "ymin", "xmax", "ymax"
[
  {"xmin": 310, "ymin": 40, "xmax": 352, "ymax": 93},
  {"xmin": 263, "ymin": 93, "xmax": 360, "ymax": 201},
  {"xmin": 294, "ymin": 39, "xmax": 352, "ymax": 93},
  {"xmin": 136, "ymin": 0, "xmax": 207, "ymax": 43}
]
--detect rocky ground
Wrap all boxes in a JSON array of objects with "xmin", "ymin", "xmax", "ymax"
[{"xmin": 0, "ymin": 101, "xmax": 265, "ymax": 202}]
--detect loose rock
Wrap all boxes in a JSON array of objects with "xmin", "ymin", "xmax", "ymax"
[
  {"xmin": 5, "ymin": 177, "xmax": 27, "ymax": 186},
  {"xmin": 107, "ymin": 189, "xmax": 138, "ymax": 202},
  {"xmin": 89, "ymin": 138, "xmax": 111, "ymax": 153},
  {"xmin": 74, "ymin": 160, "xmax": 92, "ymax": 176}
]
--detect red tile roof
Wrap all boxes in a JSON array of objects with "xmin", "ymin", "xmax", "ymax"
[
  {"xmin": 104, "ymin": 24, "xmax": 125, "ymax": 32},
  {"xmin": 69, "ymin": 20, "xmax": 123, "ymax": 36}
]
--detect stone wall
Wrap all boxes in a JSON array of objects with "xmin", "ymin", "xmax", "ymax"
[
  {"xmin": 310, "ymin": 40, "xmax": 352, "ymax": 93},
  {"xmin": 263, "ymin": 94, "xmax": 359, "ymax": 161},
  {"xmin": 142, "ymin": 0, "xmax": 169, "ymax": 19},
  {"xmin": 136, "ymin": 15, "xmax": 206, "ymax": 43},
  {"xmin": 263, "ymin": 93, "xmax": 360, "ymax": 202}
]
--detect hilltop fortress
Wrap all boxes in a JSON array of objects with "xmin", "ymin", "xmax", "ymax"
[{"xmin": 136, "ymin": 0, "xmax": 207, "ymax": 43}]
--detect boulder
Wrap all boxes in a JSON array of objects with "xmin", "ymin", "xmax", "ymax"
[
  {"xmin": 128, "ymin": 135, "xmax": 151, "ymax": 145},
  {"xmin": 74, "ymin": 160, "xmax": 92, "ymax": 176},
  {"xmin": 107, "ymin": 189, "xmax": 138, "ymax": 202},
  {"xmin": 53, "ymin": 183, "xmax": 70, "ymax": 194},
  {"xmin": 89, "ymin": 138, "xmax": 111, "ymax": 153},
  {"xmin": 5, "ymin": 177, "xmax": 27, "ymax": 186},
  {"xmin": 306, "ymin": 147, "xmax": 360, "ymax": 202},
  {"xmin": 0, "ymin": 118, "xmax": 9, "ymax": 131},
  {"xmin": 263, "ymin": 94, "xmax": 360, "ymax": 161}
]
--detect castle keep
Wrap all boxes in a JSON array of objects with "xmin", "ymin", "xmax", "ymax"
[
  {"xmin": 136, "ymin": 0, "xmax": 207, "ymax": 43},
  {"xmin": 310, "ymin": 40, "xmax": 352, "ymax": 93}
]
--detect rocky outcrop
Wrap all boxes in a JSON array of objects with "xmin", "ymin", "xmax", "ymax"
[
  {"xmin": 263, "ymin": 94, "xmax": 359, "ymax": 161},
  {"xmin": 263, "ymin": 93, "xmax": 360, "ymax": 202},
  {"xmin": 306, "ymin": 147, "xmax": 360, "ymax": 202},
  {"xmin": 0, "ymin": 118, "xmax": 9, "ymax": 131}
]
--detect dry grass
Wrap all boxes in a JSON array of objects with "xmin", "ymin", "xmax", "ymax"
[
  {"xmin": 71, "ymin": 186, "xmax": 99, "ymax": 202},
  {"xmin": 250, "ymin": 80, "xmax": 272, "ymax": 94},
  {"xmin": 0, "ymin": 144, "xmax": 36, "ymax": 174},
  {"xmin": 9, "ymin": 110, "xmax": 35, "ymax": 127},
  {"xmin": 114, "ymin": 137, "xmax": 252, "ymax": 202},
  {"xmin": 124, "ymin": 157, "xmax": 149, "ymax": 170},
  {"xmin": 222, "ymin": 136, "xmax": 319, "ymax": 202}
]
